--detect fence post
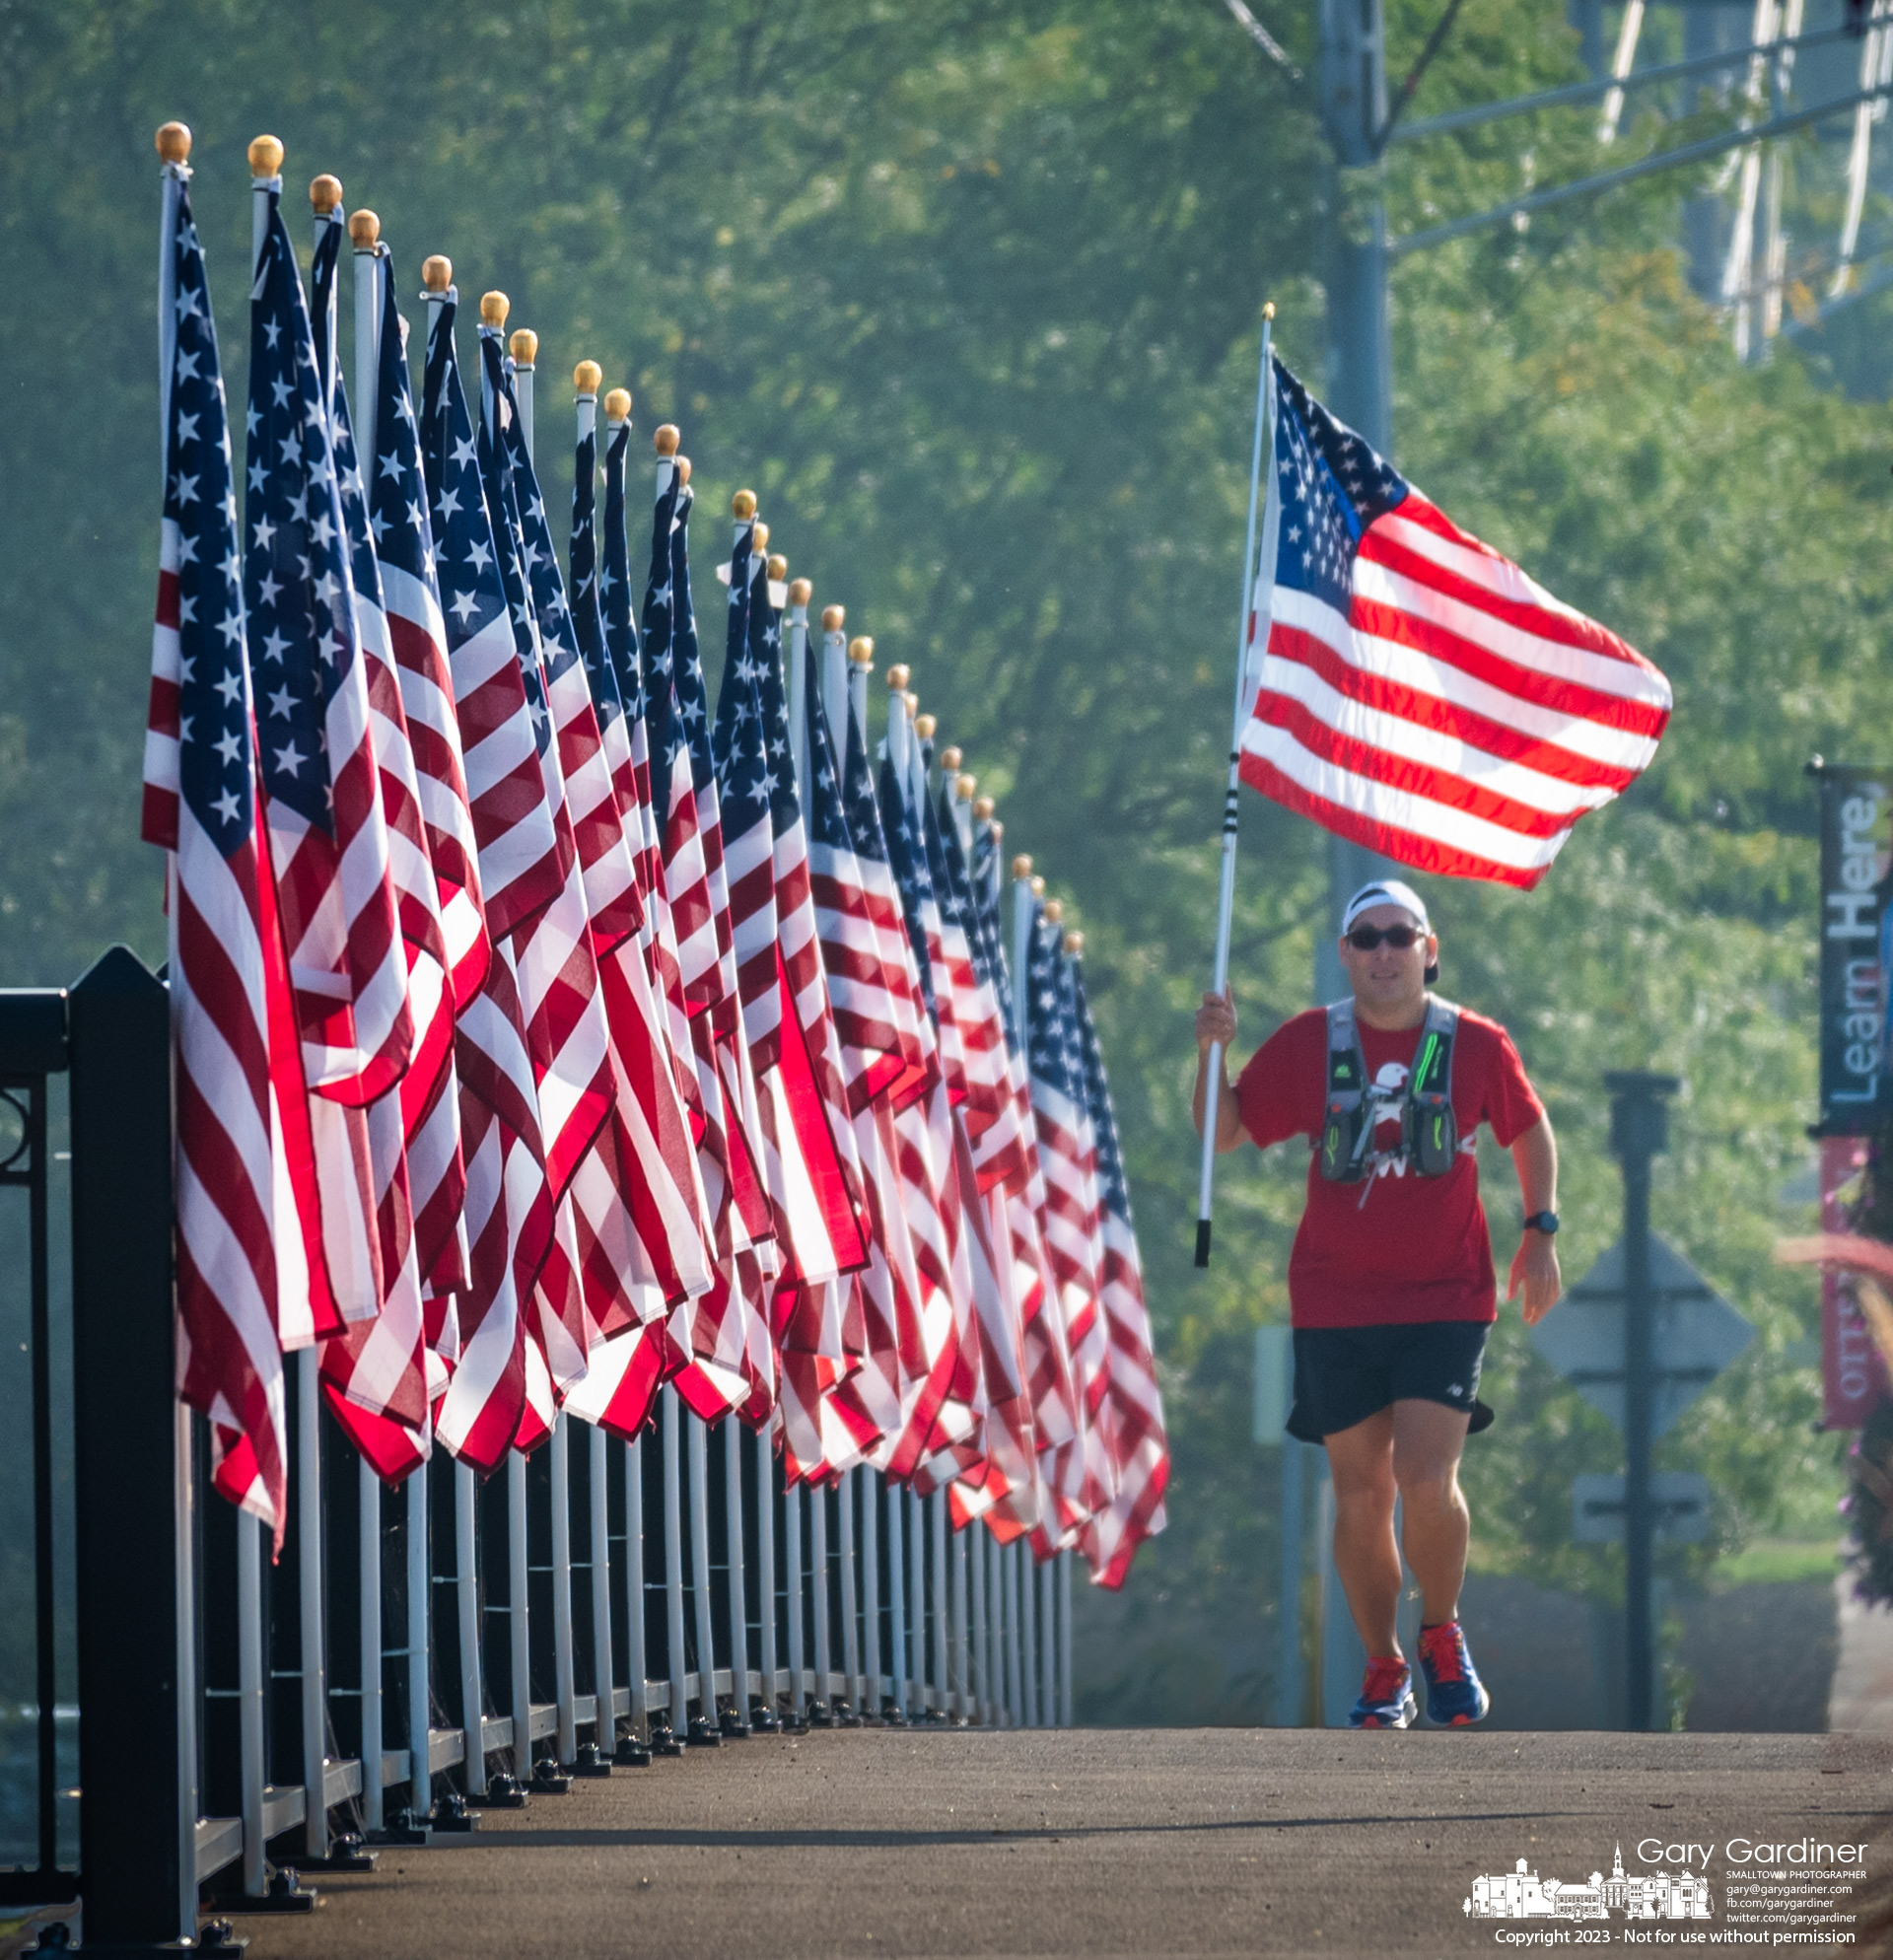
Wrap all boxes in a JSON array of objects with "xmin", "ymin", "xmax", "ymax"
[
  {"xmin": 1019, "ymin": 1542, "xmax": 1039, "ymax": 1726},
  {"xmin": 885, "ymin": 1479, "xmax": 907, "ymax": 1721},
  {"xmin": 455, "ymin": 1462, "xmax": 485, "ymax": 1794},
  {"xmin": 905, "ymin": 1487, "xmax": 925, "ymax": 1716},
  {"xmin": 929, "ymin": 1492, "xmax": 948, "ymax": 1718},
  {"xmin": 1058, "ymin": 1546, "xmax": 1075, "ymax": 1727},
  {"xmin": 950, "ymin": 1517, "xmax": 968, "ymax": 1720},
  {"xmin": 686, "ymin": 1413, "xmax": 719, "ymax": 1741},
  {"xmin": 810, "ymin": 1478, "xmax": 832, "ymax": 1721},
  {"xmin": 406, "ymin": 1466, "xmax": 429, "ymax": 1814},
  {"xmin": 661, "ymin": 1387, "xmax": 687, "ymax": 1749},
  {"xmin": 588, "ymin": 1422, "xmax": 613, "ymax": 1759},
  {"xmin": 68, "ymin": 945, "xmax": 195, "ymax": 1946},
  {"xmin": 625, "ymin": 1434, "xmax": 650, "ymax": 1750},
  {"xmin": 1038, "ymin": 1556, "xmax": 1056, "ymax": 1730}
]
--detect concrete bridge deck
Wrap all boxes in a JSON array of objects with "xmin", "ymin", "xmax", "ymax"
[{"xmin": 231, "ymin": 1729, "xmax": 1891, "ymax": 1959}]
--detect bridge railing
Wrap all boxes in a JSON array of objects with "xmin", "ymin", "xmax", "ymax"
[{"xmin": 2, "ymin": 945, "xmax": 1073, "ymax": 1949}]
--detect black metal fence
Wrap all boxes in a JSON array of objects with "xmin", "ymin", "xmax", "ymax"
[{"xmin": 1, "ymin": 947, "xmax": 1073, "ymax": 1949}]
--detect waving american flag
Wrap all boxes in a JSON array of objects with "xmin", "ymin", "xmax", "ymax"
[{"xmin": 1239, "ymin": 358, "xmax": 1671, "ymax": 888}]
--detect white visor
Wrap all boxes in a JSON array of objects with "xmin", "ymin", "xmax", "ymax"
[{"xmin": 1341, "ymin": 878, "xmax": 1431, "ymax": 936}]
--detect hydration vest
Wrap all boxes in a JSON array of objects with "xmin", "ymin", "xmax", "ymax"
[{"xmin": 1318, "ymin": 995, "xmax": 1463, "ymax": 1187}]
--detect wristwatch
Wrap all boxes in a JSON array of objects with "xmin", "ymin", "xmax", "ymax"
[{"xmin": 1523, "ymin": 1211, "xmax": 1560, "ymax": 1234}]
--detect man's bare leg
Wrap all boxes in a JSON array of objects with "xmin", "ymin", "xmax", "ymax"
[
  {"xmin": 1390, "ymin": 1398, "xmax": 1473, "ymax": 1627},
  {"xmin": 1321, "ymin": 1409, "xmax": 1401, "ymax": 1656}
]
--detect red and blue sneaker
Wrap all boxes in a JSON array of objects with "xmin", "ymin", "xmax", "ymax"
[
  {"xmin": 1418, "ymin": 1620, "xmax": 1490, "ymax": 1726},
  {"xmin": 1348, "ymin": 1655, "xmax": 1418, "ymax": 1729}
]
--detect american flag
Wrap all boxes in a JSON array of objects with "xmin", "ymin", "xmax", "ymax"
[
  {"xmin": 568, "ymin": 385, "xmax": 710, "ymax": 1321},
  {"xmin": 140, "ymin": 168, "xmax": 293, "ymax": 1539},
  {"xmin": 307, "ymin": 210, "xmax": 436, "ymax": 1470},
  {"xmin": 1239, "ymin": 358, "xmax": 1672, "ymax": 888},
  {"xmin": 1068, "ymin": 950, "xmax": 1166, "ymax": 1585},
  {"xmin": 419, "ymin": 287, "xmax": 560, "ymax": 1469},
  {"xmin": 366, "ymin": 251, "xmax": 484, "ymax": 1297},
  {"xmin": 245, "ymin": 187, "xmax": 412, "ymax": 1113}
]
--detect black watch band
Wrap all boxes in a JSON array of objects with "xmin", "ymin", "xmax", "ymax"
[{"xmin": 1523, "ymin": 1210, "xmax": 1560, "ymax": 1234}]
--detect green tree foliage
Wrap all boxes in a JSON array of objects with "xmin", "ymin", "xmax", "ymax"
[{"xmin": 1, "ymin": 0, "xmax": 1881, "ymax": 1718}]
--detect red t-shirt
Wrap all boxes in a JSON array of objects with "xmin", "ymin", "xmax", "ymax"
[{"xmin": 1233, "ymin": 1002, "xmax": 1545, "ymax": 1329}]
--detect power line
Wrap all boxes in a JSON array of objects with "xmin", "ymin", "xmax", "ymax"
[
  {"xmin": 1389, "ymin": 77, "xmax": 1893, "ymax": 256},
  {"xmin": 1394, "ymin": 21, "xmax": 1858, "ymax": 143}
]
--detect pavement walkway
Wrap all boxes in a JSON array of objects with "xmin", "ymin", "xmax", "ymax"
[{"xmin": 222, "ymin": 1727, "xmax": 1893, "ymax": 1960}]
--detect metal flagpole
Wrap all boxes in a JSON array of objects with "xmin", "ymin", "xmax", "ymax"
[
  {"xmin": 755, "ymin": 1431, "xmax": 779, "ymax": 1726},
  {"xmin": 238, "ymin": 142, "xmax": 282, "ymax": 1898},
  {"xmin": 723, "ymin": 1419, "xmax": 750, "ymax": 1732},
  {"xmin": 1194, "ymin": 301, "xmax": 1274, "ymax": 1268},
  {"xmin": 298, "ymin": 1353, "xmax": 329, "ymax": 1856},
  {"xmin": 1037, "ymin": 1555, "xmax": 1056, "ymax": 1731},
  {"xmin": 507, "ymin": 1450, "xmax": 532, "ymax": 1775},
  {"xmin": 1019, "ymin": 1543, "xmax": 1040, "ymax": 1727},
  {"xmin": 810, "ymin": 1478, "xmax": 832, "ymax": 1720},
  {"xmin": 1003, "ymin": 1536, "xmax": 1024, "ymax": 1726},
  {"xmin": 906, "ymin": 1485, "xmax": 926, "ymax": 1715},
  {"xmin": 551, "ymin": 1418, "xmax": 578, "ymax": 1766},
  {"xmin": 930, "ymin": 1490, "xmax": 949, "ymax": 1718},
  {"xmin": 838, "ymin": 1468, "xmax": 863, "ymax": 1720},
  {"xmin": 969, "ymin": 1518, "xmax": 989, "ymax": 1722},
  {"xmin": 1059, "ymin": 1546, "xmax": 1075, "ymax": 1726},
  {"xmin": 950, "ymin": 1513, "xmax": 969, "ymax": 1719},
  {"xmin": 785, "ymin": 1480, "xmax": 807, "ymax": 1724},
  {"xmin": 626, "ymin": 1435, "xmax": 650, "ymax": 1751},
  {"xmin": 886, "ymin": 1478, "xmax": 908, "ymax": 1721},
  {"xmin": 456, "ymin": 1463, "xmax": 485, "ymax": 1792},
  {"xmin": 861, "ymin": 1469, "xmax": 882, "ymax": 1719},
  {"xmin": 662, "ymin": 1386, "xmax": 688, "ymax": 1751},
  {"xmin": 589, "ymin": 1423, "xmax": 614, "ymax": 1761},
  {"xmin": 687, "ymin": 1413, "xmax": 718, "ymax": 1739}
]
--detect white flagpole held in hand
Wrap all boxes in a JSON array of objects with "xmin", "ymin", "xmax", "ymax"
[{"xmin": 1195, "ymin": 300, "xmax": 1274, "ymax": 1268}]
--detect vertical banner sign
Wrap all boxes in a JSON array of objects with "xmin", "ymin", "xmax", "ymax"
[
  {"xmin": 1816, "ymin": 766, "xmax": 1893, "ymax": 1135},
  {"xmin": 1815, "ymin": 766, "xmax": 1893, "ymax": 1427},
  {"xmin": 1821, "ymin": 1134, "xmax": 1890, "ymax": 1428}
]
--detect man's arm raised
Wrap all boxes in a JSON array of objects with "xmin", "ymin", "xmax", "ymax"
[
  {"xmin": 1506, "ymin": 1114, "xmax": 1561, "ymax": 1325},
  {"xmin": 1193, "ymin": 987, "xmax": 1247, "ymax": 1155}
]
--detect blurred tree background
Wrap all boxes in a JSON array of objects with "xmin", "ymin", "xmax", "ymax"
[{"xmin": 2, "ymin": 0, "xmax": 1888, "ymax": 1724}]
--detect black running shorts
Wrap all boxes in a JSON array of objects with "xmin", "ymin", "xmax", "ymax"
[{"xmin": 1285, "ymin": 1320, "xmax": 1495, "ymax": 1443}]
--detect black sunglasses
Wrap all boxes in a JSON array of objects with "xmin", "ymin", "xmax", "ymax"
[{"xmin": 1346, "ymin": 923, "xmax": 1428, "ymax": 950}]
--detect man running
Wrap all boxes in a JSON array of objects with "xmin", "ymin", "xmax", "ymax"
[{"xmin": 1192, "ymin": 877, "xmax": 1560, "ymax": 1727}]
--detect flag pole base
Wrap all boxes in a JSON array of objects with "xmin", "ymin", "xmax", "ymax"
[
  {"xmin": 211, "ymin": 1868, "xmax": 319, "ymax": 1915},
  {"xmin": 614, "ymin": 1735, "xmax": 654, "ymax": 1767},
  {"xmin": 467, "ymin": 1773, "xmax": 526, "ymax": 1809},
  {"xmin": 526, "ymin": 1757, "xmax": 571, "ymax": 1794},
  {"xmin": 717, "ymin": 1709, "xmax": 751, "ymax": 1739},
  {"xmin": 294, "ymin": 1831, "xmax": 378, "ymax": 1873},
  {"xmin": 572, "ymin": 1742, "xmax": 612, "ymax": 1778},
  {"xmin": 1194, "ymin": 1219, "xmax": 1213, "ymax": 1268},
  {"xmin": 427, "ymin": 1792, "xmax": 479, "ymax": 1833}
]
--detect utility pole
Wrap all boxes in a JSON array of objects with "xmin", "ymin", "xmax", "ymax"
[
  {"xmin": 1605, "ymin": 1069, "xmax": 1678, "ymax": 1730},
  {"xmin": 1314, "ymin": 0, "xmax": 1398, "ymax": 1015}
]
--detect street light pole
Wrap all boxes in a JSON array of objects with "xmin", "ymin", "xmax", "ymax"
[{"xmin": 1605, "ymin": 1069, "xmax": 1678, "ymax": 1730}]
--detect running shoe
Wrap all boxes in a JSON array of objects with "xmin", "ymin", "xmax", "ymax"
[
  {"xmin": 1348, "ymin": 1655, "xmax": 1417, "ymax": 1729},
  {"xmin": 1417, "ymin": 1620, "xmax": 1490, "ymax": 1726}
]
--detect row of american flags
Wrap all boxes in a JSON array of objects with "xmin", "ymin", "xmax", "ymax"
[{"xmin": 140, "ymin": 134, "xmax": 1166, "ymax": 1597}]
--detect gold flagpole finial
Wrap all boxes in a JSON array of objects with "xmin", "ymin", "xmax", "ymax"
[
  {"xmin": 956, "ymin": 773, "xmax": 977, "ymax": 802},
  {"xmin": 973, "ymin": 797, "xmax": 995, "ymax": 821},
  {"xmin": 1044, "ymin": 899, "xmax": 1065, "ymax": 925},
  {"xmin": 348, "ymin": 210, "xmax": 381, "ymax": 248},
  {"xmin": 246, "ymin": 134, "xmax": 284, "ymax": 177},
  {"xmin": 156, "ymin": 122, "xmax": 192, "ymax": 165},
  {"xmin": 939, "ymin": 746, "xmax": 962, "ymax": 772},
  {"xmin": 1064, "ymin": 930, "xmax": 1085, "ymax": 956},
  {"xmin": 848, "ymin": 635, "xmax": 873, "ymax": 666},
  {"xmin": 655, "ymin": 424, "xmax": 680, "ymax": 456},
  {"xmin": 1264, "ymin": 300, "xmax": 1276, "ymax": 320},
  {"xmin": 508, "ymin": 327, "xmax": 537, "ymax": 367},
  {"xmin": 913, "ymin": 713, "xmax": 937, "ymax": 741},
  {"xmin": 733, "ymin": 489, "xmax": 757, "ymax": 521},
  {"xmin": 823, "ymin": 605, "xmax": 846, "ymax": 631},
  {"xmin": 885, "ymin": 664, "xmax": 910, "ymax": 691},
  {"xmin": 767, "ymin": 554, "xmax": 789, "ymax": 583},
  {"xmin": 604, "ymin": 387, "xmax": 632, "ymax": 421},
  {"xmin": 790, "ymin": 578, "xmax": 812, "ymax": 605},
  {"xmin": 751, "ymin": 522, "xmax": 771, "ymax": 553},
  {"xmin": 574, "ymin": 361, "xmax": 602, "ymax": 395},
  {"xmin": 309, "ymin": 174, "xmax": 342, "ymax": 215},
  {"xmin": 422, "ymin": 255, "xmax": 453, "ymax": 293},
  {"xmin": 1030, "ymin": 875, "xmax": 1045, "ymax": 898},
  {"xmin": 479, "ymin": 291, "xmax": 510, "ymax": 328},
  {"xmin": 1012, "ymin": 855, "xmax": 1033, "ymax": 879}
]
